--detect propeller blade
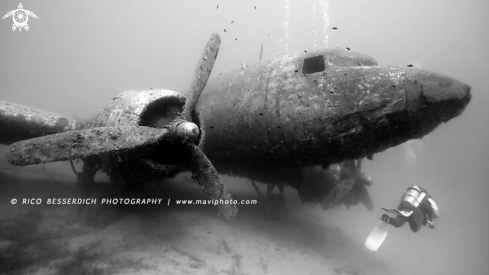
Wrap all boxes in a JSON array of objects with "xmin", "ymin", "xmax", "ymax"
[
  {"xmin": 7, "ymin": 126, "xmax": 169, "ymax": 166},
  {"xmin": 181, "ymin": 33, "xmax": 221, "ymax": 121},
  {"xmin": 186, "ymin": 144, "xmax": 238, "ymax": 219}
]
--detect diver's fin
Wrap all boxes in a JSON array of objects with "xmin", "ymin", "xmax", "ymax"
[
  {"xmin": 365, "ymin": 219, "xmax": 388, "ymax": 251},
  {"xmin": 381, "ymin": 207, "xmax": 413, "ymax": 217}
]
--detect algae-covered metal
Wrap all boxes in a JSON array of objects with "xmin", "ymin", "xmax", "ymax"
[
  {"xmin": 0, "ymin": 101, "xmax": 79, "ymax": 144},
  {"xmin": 198, "ymin": 49, "xmax": 471, "ymax": 183},
  {"xmin": 85, "ymin": 89, "xmax": 187, "ymax": 129},
  {"xmin": 7, "ymin": 126, "xmax": 168, "ymax": 166}
]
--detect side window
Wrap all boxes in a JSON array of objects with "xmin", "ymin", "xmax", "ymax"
[{"xmin": 302, "ymin": 55, "xmax": 325, "ymax": 75}]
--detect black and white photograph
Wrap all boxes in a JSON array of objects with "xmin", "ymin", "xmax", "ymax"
[{"xmin": 1, "ymin": 1, "xmax": 487, "ymax": 274}]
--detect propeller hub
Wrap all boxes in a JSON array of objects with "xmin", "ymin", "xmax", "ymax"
[{"xmin": 176, "ymin": 121, "xmax": 200, "ymax": 142}]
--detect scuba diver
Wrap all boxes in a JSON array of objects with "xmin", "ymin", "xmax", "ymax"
[
  {"xmin": 381, "ymin": 185, "xmax": 439, "ymax": 232},
  {"xmin": 366, "ymin": 185, "xmax": 439, "ymax": 251}
]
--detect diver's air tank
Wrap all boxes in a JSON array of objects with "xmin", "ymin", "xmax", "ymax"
[{"xmin": 401, "ymin": 185, "xmax": 426, "ymax": 209}]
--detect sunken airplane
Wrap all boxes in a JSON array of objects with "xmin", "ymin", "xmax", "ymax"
[{"xmin": 0, "ymin": 33, "xmax": 471, "ymax": 219}]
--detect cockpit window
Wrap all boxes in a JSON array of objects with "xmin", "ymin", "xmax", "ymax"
[{"xmin": 302, "ymin": 55, "xmax": 325, "ymax": 75}]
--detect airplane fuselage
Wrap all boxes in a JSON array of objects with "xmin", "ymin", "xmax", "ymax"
[{"xmin": 198, "ymin": 49, "xmax": 470, "ymax": 183}]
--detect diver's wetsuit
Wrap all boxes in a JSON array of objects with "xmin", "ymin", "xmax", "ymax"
[{"xmin": 387, "ymin": 188, "xmax": 437, "ymax": 232}]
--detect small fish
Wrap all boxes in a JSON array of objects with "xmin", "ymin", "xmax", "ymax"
[
  {"xmin": 304, "ymin": 50, "xmax": 308, "ymax": 53},
  {"xmin": 407, "ymin": 64, "xmax": 413, "ymax": 67},
  {"xmin": 240, "ymin": 63, "xmax": 247, "ymax": 69},
  {"xmin": 224, "ymin": 29, "xmax": 226, "ymax": 32},
  {"xmin": 346, "ymin": 47, "xmax": 350, "ymax": 50},
  {"xmin": 268, "ymin": 34, "xmax": 270, "ymax": 36},
  {"xmin": 231, "ymin": 21, "xmax": 234, "ymax": 23},
  {"xmin": 254, "ymin": 6, "xmax": 256, "ymax": 9},
  {"xmin": 235, "ymin": 38, "xmax": 237, "ymax": 41},
  {"xmin": 216, "ymin": 5, "xmax": 219, "ymax": 9},
  {"xmin": 332, "ymin": 27, "xmax": 338, "ymax": 30}
]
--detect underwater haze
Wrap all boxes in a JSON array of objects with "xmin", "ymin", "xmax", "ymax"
[{"xmin": 1, "ymin": 0, "xmax": 488, "ymax": 274}]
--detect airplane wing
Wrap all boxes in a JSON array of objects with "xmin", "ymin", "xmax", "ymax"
[
  {"xmin": 3, "ymin": 10, "xmax": 13, "ymax": 19},
  {"xmin": 0, "ymin": 101, "xmax": 79, "ymax": 145}
]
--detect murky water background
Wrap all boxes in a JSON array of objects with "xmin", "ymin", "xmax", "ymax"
[{"xmin": 1, "ymin": 1, "xmax": 488, "ymax": 274}]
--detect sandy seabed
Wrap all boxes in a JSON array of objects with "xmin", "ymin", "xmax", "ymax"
[{"xmin": 0, "ymin": 168, "xmax": 395, "ymax": 275}]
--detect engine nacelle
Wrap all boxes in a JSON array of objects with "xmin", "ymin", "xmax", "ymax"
[{"xmin": 85, "ymin": 89, "xmax": 188, "ymax": 129}]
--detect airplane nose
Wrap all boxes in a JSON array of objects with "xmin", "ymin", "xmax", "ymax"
[{"xmin": 405, "ymin": 69, "xmax": 471, "ymax": 132}]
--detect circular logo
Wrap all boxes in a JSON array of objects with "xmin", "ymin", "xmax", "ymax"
[{"xmin": 13, "ymin": 9, "xmax": 28, "ymax": 26}]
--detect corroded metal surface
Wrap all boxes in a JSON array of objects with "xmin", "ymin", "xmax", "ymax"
[
  {"xmin": 199, "ymin": 65, "xmax": 406, "ymax": 172},
  {"xmin": 322, "ymin": 48, "xmax": 378, "ymax": 66},
  {"xmin": 181, "ymin": 33, "xmax": 221, "ymax": 121},
  {"xmin": 85, "ymin": 89, "xmax": 186, "ymax": 129},
  {"xmin": 0, "ymin": 101, "xmax": 79, "ymax": 144},
  {"xmin": 198, "ymin": 49, "xmax": 471, "ymax": 183},
  {"xmin": 186, "ymin": 144, "xmax": 238, "ymax": 219},
  {"xmin": 7, "ymin": 126, "xmax": 168, "ymax": 166}
]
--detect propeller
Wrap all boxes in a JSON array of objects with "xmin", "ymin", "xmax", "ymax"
[
  {"xmin": 7, "ymin": 126, "xmax": 168, "ymax": 165},
  {"xmin": 6, "ymin": 33, "xmax": 238, "ymax": 219},
  {"xmin": 174, "ymin": 33, "xmax": 238, "ymax": 219}
]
